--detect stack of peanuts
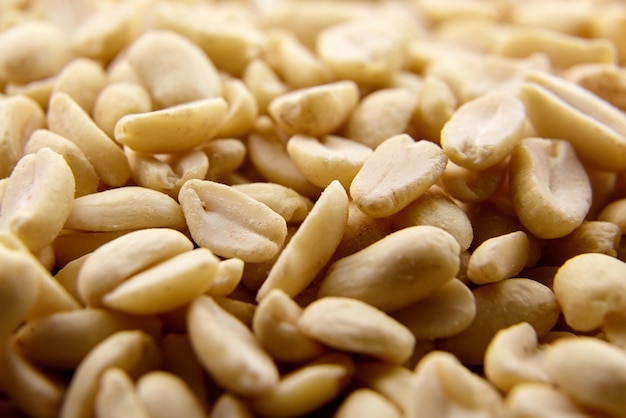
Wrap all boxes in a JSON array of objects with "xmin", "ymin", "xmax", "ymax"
[{"xmin": 1, "ymin": 0, "xmax": 626, "ymax": 416}]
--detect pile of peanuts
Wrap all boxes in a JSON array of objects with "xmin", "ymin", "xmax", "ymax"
[{"xmin": 2, "ymin": 0, "xmax": 626, "ymax": 416}]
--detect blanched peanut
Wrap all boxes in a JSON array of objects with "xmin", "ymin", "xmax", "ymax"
[
  {"xmin": 136, "ymin": 371, "xmax": 206, "ymax": 418},
  {"xmin": 346, "ymin": 88, "xmax": 419, "ymax": 149},
  {"xmin": 437, "ymin": 278, "xmax": 560, "ymax": 366},
  {"xmin": 252, "ymin": 289, "xmax": 327, "ymax": 364},
  {"xmin": 544, "ymin": 337, "xmax": 626, "ymax": 417},
  {"xmin": 52, "ymin": 230, "xmax": 130, "ymax": 268},
  {"xmin": 467, "ymin": 231, "xmax": 530, "ymax": 285},
  {"xmin": 411, "ymin": 75, "xmax": 457, "ymax": 143},
  {"xmin": 355, "ymin": 362, "xmax": 414, "ymax": 416},
  {"xmin": 553, "ymin": 253, "xmax": 626, "ymax": 332},
  {"xmin": 77, "ymin": 228, "xmax": 194, "ymax": 307},
  {"xmin": 510, "ymin": 137, "xmax": 591, "ymax": 239},
  {"xmin": 0, "ymin": 148, "xmax": 75, "ymax": 253},
  {"xmin": 542, "ymin": 221, "xmax": 621, "ymax": 266},
  {"xmin": 187, "ymin": 296, "xmax": 279, "ymax": 396},
  {"xmin": 505, "ymin": 382, "xmax": 596, "ymax": 418},
  {"xmin": 206, "ymin": 258, "xmax": 244, "ymax": 298},
  {"xmin": 216, "ymin": 79, "xmax": 258, "ymax": 138},
  {"xmin": 598, "ymin": 198, "xmax": 626, "ymax": 234},
  {"xmin": 15, "ymin": 308, "xmax": 161, "ymax": 371},
  {"xmin": 508, "ymin": 0, "xmax": 591, "ymax": 35},
  {"xmin": 441, "ymin": 91, "xmax": 526, "ymax": 171},
  {"xmin": 93, "ymin": 82, "xmax": 152, "ymax": 139},
  {"xmin": 115, "ymin": 98, "xmax": 227, "ymax": 154},
  {"xmin": 521, "ymin": 70, "xmax": 626, "ymax": 171},
  {"xmin": 243, "ymin": 59, "xmax": 288, "ymax": 115},
  {"xmin": 563, "ymin": 63, "xmax": 626, "ymax": 111},
  {"xmin": 201, "ymin": 138, "xmax": 247, "ymax": 182},
  {"xmin": 319, "ymin": 225, "xmax": 460, "ymax": 312},
  {"xmin": 286, "ymin": 134, "xmax": 373, "ymax": 189},
  {"xmin": 213, "ymin": 296, "xmax": 257, "ymax": 330},
  {"xmin": 392, "ymin": 279, "xmax": 475, "ymax": 340},
  {"xmin": 210, "ymin": 393, "xmax": 254, "ymax": 418},
  {"xmin": 248, "ymin": 354, "xmax": 355, "ymax": 418},
  {"xmin": 440, "ymin": 160, "xmax": 507, "ymax": 203},
  {"xmin": 268, "ymin": 81, "xmax": 359, "ymax": 137},
  {"xmin": 484, "ymin": 322, "xmax": 550, "ymax": 393},
  {"xmin": 232, "ymin": 183, "xmax": 312, "ymax": 224},
  {"xmin": 52, "ymin": 58, "xmax": 107, "ymax": 114},
  {"xmin": 24, "ymin": 129, "xmax": 98, "ymax": 198},
  {"xmin": 335, "ymin": 388, "xmax": 401, "ymax": 418},
  {"xmin": 47, "ymin": 92, "xmax": 131, "ymax": 187},
  {"xmin": 65, "ymin": 186, "xmax": 185, "ymax": 232},
  {"xmin": 59, "ymin": 330, "xmax": 161, "ymax": 418},
  {"xmin": 350, "ymin": 135, "xmax": 448, "ymax": 218},
  {"xmin": 179, "ymin": 179, "xmax": 287, "ymax": 263},
  {"xmin": 95, "ymin": 368, "xmax": 150, "ymax": 418},
  {"xmin": 297, "ymin": 297, "xmax": 415, "ymax": 364},
  {"xmin": 124, "ymin": 30, "xmax": 222, "ymax": 109}
]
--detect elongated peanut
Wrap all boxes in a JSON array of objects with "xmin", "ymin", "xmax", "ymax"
[
  {"xmin": 232, "ymin": 182, "xmax": 313, "ymax": 224},
  {"xmin": 52, "ymin": 58, "xmax": 107, "ymax": 114},
  {"xmin": 355, "ymin": 362, "xmax": 414, "ymax": 416},
  {"xmin": 95, "ymin": 368, "xmax": 151, "ymax": 418},
  {"xmin": 335, "ymin": 388, "xmax": 401, "ymax": 418},
  {"xmin": 136, "ymin": 371, "xmax": 206, "ymax": 418},
  {"xmin": 93, "ymin": 82, "xmax": 152, "ymax": 139},
  {"xmin": 467, "ymin": 231, "xmax": 530, "ymax": 285}
]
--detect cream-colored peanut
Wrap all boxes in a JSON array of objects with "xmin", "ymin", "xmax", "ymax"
[
  {"xmin": 77, "ymin": 228, "xmax": 193, "ymax": 307},
  {"xmin": 93, "ymin": 82, "xmax": 152, "ymax": 139},
  {"xmin": 335, "ymin": 388, "xmax": 401, "ymax": 418},
  {"xmin": 215, "ymin": 78, "xmax": 258, "ymax": 138},
  {"xmin": 232, "ymin": 182, "xmax": 313, "ymax": 224},
  {"xmin": 136, "ymin": 371, "xmax": 206, "ymax": 418},
  {"xmin": 508, "ymin": 0, "xmax": 591, "ymax": 35},
  {"xmin": 124, "ymin": 30, "xmax": 222, "ymax": 109},
  {"xmin": 298, "ymin": 297, "xmax": 415, "ymax": 364},
  {"xmin": 350, "ymin": 134, "xmax": 448, "ymax": 218},
  {"xmin": 268, "ymin": 81, "xmax": 359, "ymax": 137},
  {"xmin": 441, "ymin": 91, "xmax": 526, "ymax": 171},
  {"xmin": 355, "ymin": 362, "xmax": 414, "ymax": 416},
  {"xmin": 213, "ymin": 296, "xmax": 257, "ymax": 330},
  {"xmin": 24, "ymin": 129, "xmax": 98, "ymax": 198},
  {"xmin": 346, "ymin": 88, "xmax": 419, "ymax": 149},
  {"xmin": 59, "ymin": 330, "xmax": 162, "ymax": 418},
  {"xmin": 0, "ymin": 147, "xmax": 75, "ymax": 253},
  {"xmin": 542, "ymin": 221, "xmax": 621, "ymax": 266},
  {"xmin": 411, "ymin": 75, "xmax": 457, "ymax": 143},
  {"xmin": 52, "ymin": 58, "xmax": 107, "ymax": 114},
  {"xmin": 248, "ymin": 354, "xmax": 355, "ymax": 418},
  {"xmin": 440, "ymin": 160, "xmax": 506, "ymax": 203},
  {"xmin": 243, "ymin": 59, "xmax": 288, "ymax": 115},
  {"xmin": 201, "ymin": 138, "xmax": 247, "ymax": 182},
  {"xmin": 510, "ymin": 137, "xmax": 591, "ymax": 239},
  {"xmin": 205, "ymin": 258, "xmax": 244, "ymax": 298},
  {"xmin": 505, "ymin": 382, "xmax": 597, "ymax": 418},
  {"xmin": 438, "ymin": 278, "xmax": 560, "ymax": 366},
  {"xmin": 257, "ymin": 180, "xmax": 348, "ymax": 301},
  {"xmin": 210, "ymin": 393, "xmax": 255, "ymax": 418},
  {"xmin": 553, "ymin": 253, "xmax": 626, "ymax": 332},
  {"xmin": 563, "ymin": 63, "xmax": 626, "ymax": 111},
  {"xmin": 521, "ymin": 70, "xmax": 626, "ymax": 171},
  {"xmin": 467, "ymin": 231, "xmax": 530, "ymax": 285},
  {"xmin": 187, "ymin": 296, "xmax": 279, "ymax": 396},
  {"xmin": 319, "ymin": 225, "xmax": 460, "ymax": 312},
  {"xmin": 598, "ymin": 198, "xmax": 626, "ymax": 234},
  {"xmin": 392, "ymin": 279, "xmax": 475, "ymax": 340},
  {"xmin": 54, "ymin": 254, "xmax": 88, "ymax": 304},
  {"xmin": 47, "ymin": 92, "xmax": 131, "ymax": 187},
  {"xmin": 287, "ymin": 134, "xmax": 373, "ymax": 190},
  {"xmin": 179, "ymin": 179, "xmax": 287, "ymax": 263},
  {"xmin": 95, "ymin": 368, "xmax": 151, "ymax": 418},
  {"xmin": 53, "ymin": 230, "xmax": 130, "ymax": 268},
  {"xmin": 544, "ymin": 337, "xmax": 626, "ymax": 417},
  {"xmin": 252, "ymin": 289, "xmax": 327, "ymax": 364},
  {"xmin": 3, "ymin": 76, "xmax": 55, "ymax": 111}
]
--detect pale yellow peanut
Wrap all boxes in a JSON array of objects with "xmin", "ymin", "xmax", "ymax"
[
  {"xmin": 106, "ymin": 58, "xmax": 142, "ymax": 86},
  {"xmin": 95, "ymin": 368, "xmax": 151, "ymax": 418},
  {"xmin": 392, "ymin": 279, "xmax": 476, "ymax": 340},
  {"xmin": 484, "ymin": 322, "xmax": 550, "ymax": 393},
  {"xmin": 93, "ymin": 82, "xmax": 152, "ymax": 139},
  {"xmin": 563, "ymin": 63, "xmax": 626, "ymax": 111},
  {"xmin": 510, "ymin": 137, "xmax": 592, "ymax": 239},
  {"xmin": 232, "ymin": 182, "xmax": 313, "ymax": 224},
  {"xmin": 411, "ymin": 75, "xmax": 457, "ymax": 144},
  {"xmin": 467, "ymin": 231, "xmax": 530, "ymax": 285},
  {"xmin": 0, "ymin": 337, "xmax": 65, "ymax": 418},
  {"xmin": 598, "ymin": 198, "xmax": 626, "ymax": 234},
  {"xmin": 124, "ymin": 30, "xmax": 222, "ymax": 108},
  {"xmin": 24, "ymin": 129, "xmax": 99, "ymax": 197},
  {"xmin": 246, "ymin": 133, "xmax": 323, "ymax": 199},
  {"xmin": 508, "ymin": 0, "xmax": 591, "ymax": 35},
  {"xmin": 542, "ymin": 221, "xmax": 621, "ymax": 266},
  {"xmin": 52, "ymin": 58, "xmax": 107, "ymax": 114},
  {"xmin": 77, "ymin": 228, "xmax": 193, "ymax": 307},
  {"xmin": 390, "ymin": 186, "xmax": 474, "ymax": 252},
  {"xmin": 206, "ymin": 258, "xmax": 244, "ymax": 298},
  {"xmin": 252, "ymin": 289, "xmax": 327, "ymax": 364},
  {"xmin": 5, "ymin": 76, "xmax": 56, "ymax": 111},
  {"xmin": 553, "ymin": 253, "xmax": 626, "ymax": 332},
  {"xmin": 256, "ymin": 180, "xmax": 348, "ymax": 301},
  {"xmin": 59, "ymin": 330, "xmax": 161, "ymax": 418},
  {"xmin": 248, "ymin": 354, "xmax": 355, "ymax": 418},
  {"xmin": 440, "ymin": 160, "xmax": 506, "ymax": 203},
  {"xmin": 319, "ymin": 225, "xmax": 460, "ymax": 312},
  {"xmin": 0, "ymin": 148, "xmax": 75, "ymax": 253},
  {"xmin": 243, "ymin": 59, "xmax": 288, "ymax": 115},
  {"xmin": 102, "ymin": 248, "xmax": 219, "ymax": 315},
  {"xmin": 335, "ymin": 388, "xmax": 401, "ymax": 418},
  {"xmin": 47, "ymin": 92, "xmax": 131, "ymax": 187},
  {"xmin": 136, "ymin": 371, "xmax": 206, "ymax": 418},
  {"xmin": 201, "ymin": 138, "xmax": 247, "ymax": 182},
  {"xmin": 210, "ymin": 393, "xmax": 255, "ymax": 418},
  {"xmin": 213, "ymin": 296, "xmax": 257, "ymax": 330},
  {"xmin": 544, "ymin": 337, "xmax": 626, "ymax": 417},
  {"xmin": 298, "ymin": 297, "xmax": 415, "ymax": 364},
  {"xmin": 441, "ymin": 91, "xmax": 526, "ymax": 171},
  {"xmin": 355, "ymin": 362, "xmax": 414, "ymax": 417},
  {"xmin": 65, "ymin": 186, "xmax": 186, "ymax": 232},
  {"xmin": 160, "ymin": 334, "xmax": 208, "ymax": 405},
  {"xmin": 126, "ymin": 148, "xmax": 209, "ymax": 199},
  {"xmin": 521, "ymin": 70, "xmax": 626, "ymax": 170},
  {"xmin": 0, "ymin": 94, "xmax": 45, "ymax": 178},
  {"xmin": 115, "ymin": 98, "xmax": 227, "ymax": 154},
  {"xmin": 346, "ymin": 88, "xmax": 419, "ymax": 149},
  {"xmin": 16, "ymin": 308, "xmax": 161, "ymax": 371},
  {"xmin": 179, "ymin": 179, "xmax": 287, "ymax": 263},
  {"xmin": 52, "ymin": 230, "xmax": 130, "ymax": 268},
  {"xmin": 437, "ymin": 278, "xmax": 560, "ymax": 366},
  {"xmin": 505, "ymin": 382, "xmax": 598, "ymax": 418},
  {"xmin": 409, "ymin": 351, "xmax": 504, "ymax": 418},
  {"xmin": 0, "ymin": 21, "xmax": 71, "ymax": 84},
  {"xmin": 590, "ymin": 4, "xmax": 626, "ymax": 65},
  {"xmin": 187, "ymin": 296, "xmax": 279, "ymax": 396},
  {"xmin": 268, "ymin": 81, "xmax": 359, "ymax": 137},
  {"xmin": 433, "ymin": 16, "xmax": 502, "ymax": 53},
  {"xmin": 215, "ymin": 78, "xmax": 258, "ymax": 138}
]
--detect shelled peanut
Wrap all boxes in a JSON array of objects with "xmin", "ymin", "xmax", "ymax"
[{"xmin": 1, "ymin": 0, "xmax": 626, "ymax": 417}]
